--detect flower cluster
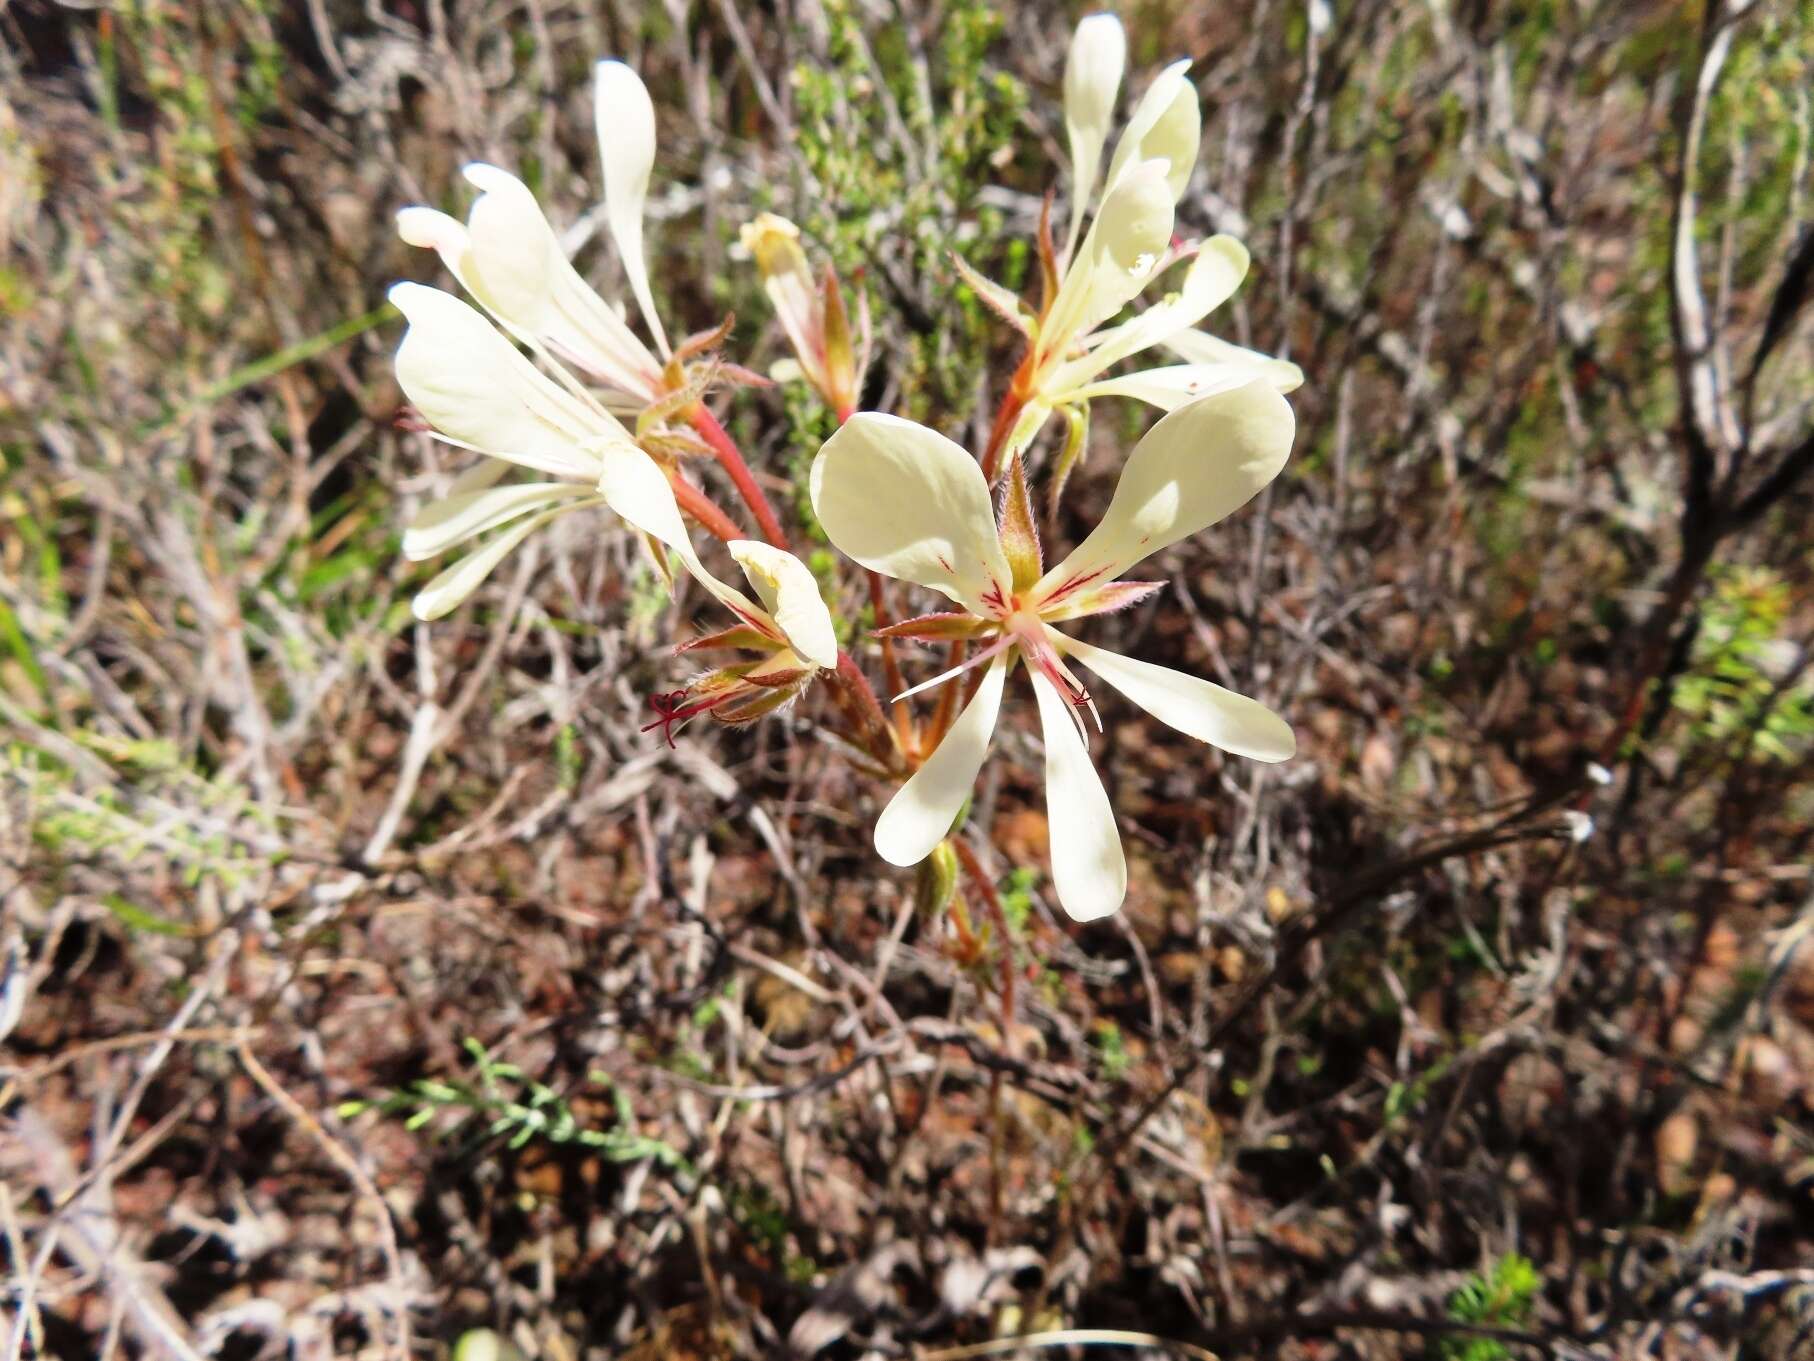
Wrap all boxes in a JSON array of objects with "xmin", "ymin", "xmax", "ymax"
[{"xmin": 391, "ymin": 15, "xmax": 1300, "ymax": 924}]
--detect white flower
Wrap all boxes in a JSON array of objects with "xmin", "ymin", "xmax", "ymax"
[
  {"xmin": 810, "ymin": 383, "xmax": 1297, "ymax": 921},
  {"xmin": 976, "ymin": 17, "xmax": 1301, "ymax": 472},
  {"xmin": 650, "ymin": 539, "xmax": 840, "ymax": 742},
  {"xmin": 391, "ymin": 283, "xmax": 833, "ymax": 659},
  {"xmin": 396, "ymin": 60, "xmax": 676, "ymax": 404},
  {"xmin": 1062, "ymin": 14, "xmax": 1127, "ymax": 261}
]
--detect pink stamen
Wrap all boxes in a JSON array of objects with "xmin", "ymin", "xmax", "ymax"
[
  {"xmin": 642, "ymin": 688, "xmax": 734, "ymax": 748},
  {"xmin": 891, "ymin": 631, "xmax": 1015, "ymax": 703}
]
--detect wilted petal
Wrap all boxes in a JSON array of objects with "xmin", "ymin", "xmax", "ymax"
[
  {"xmin": 594, "ymin": 60, "xmax": 669, "ymax": 358},
  {"xmin": 874, "ymin": 657, "xmax": 1008, "ymax": 866},
  {"xmin": 1064, "ymin": 637, "xmax": 1295, "ymax": 761},
  {"xmin": 462, "ymin": 164, "xmax": 660, "ymax": 397},
  {"xmin": 1064, "ymin": 361, "xmax": 1268, "ymax": 411},
  {"xmin": 1103, "ymin": 60, "xmax": 1200, "ymax": 202},
  {"xmin": 811, "ymin": 413, "xmax": 1012, "ymax": 613},
  {"xmin": 728, "ymin": 540, "xmax": 838, "ymax": 669},
  {"xmin": 411, "ymin": 506, "xmax": 571, "ymax": 620},
  {"xmin": 389, "ymin": 282, "xmax": 612, "ymax": 480},
  {"xmin": 1056, "ymin": 237, "xmax": 1250, "ymax": 385},
  {"xmin": 1035, "ymin": 381, "xmax": 1294, "ymax": 594},
  {"xmin": 403, "ymin": 481, "xmax": 596, "ymax": 561},
  {"xmin": 1028, "ymin": 668, "xmax": 1126, "ymax": 922},
  {"xmin": 1063, "ymin": 13, "xmax": 1127, "ymax": 258},
  {"xmin": 1164, "ymin": 328, "xmax": 1305, "ymax": 392},
  {"xmin": 1040, "ymin": 160, "xmax": 1174, "ymax": 359}
]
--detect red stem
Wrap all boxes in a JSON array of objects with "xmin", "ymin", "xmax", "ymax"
[
  {"xmin": 977, "ymin": 356, "xmax": 1033, "ymax": 484},
  {"xmin": 668, "ymin": 472, "xmax": 743, "ymax": 544},
  {"xmin": 690, "ymin": 406, "xmax": 789, "ymax": 549}
]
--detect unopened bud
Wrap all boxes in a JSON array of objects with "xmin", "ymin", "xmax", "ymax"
[
  {"xmin": 915, "ymin": 840, "xmax": 961, "ymax": 918},
  {"xmin": 740, "ymin": 212, "xmax": 869, "ymax": 421}
]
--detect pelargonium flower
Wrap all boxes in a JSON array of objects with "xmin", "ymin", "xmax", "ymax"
[
  {"xmin": 649, "ymin": 539, "xmax": 840, "ymax": 743},
  {"xmin": 969, "ymin": 13, "xmax": 1300, "ymax": 472},
  {"xmin": 397, "ymin": 61, "xmax": 748, "ymax": 416},
  {"xmin": 739, "ymin": 212, "xmax": 870, "ymax": 422},
  {"xmin": 391, "ymin": 284, "xmax": 832, "ymax": 658},
  {"xmin": 810, "ymin": 383, "xmax": 1297, "ymax": 922}
]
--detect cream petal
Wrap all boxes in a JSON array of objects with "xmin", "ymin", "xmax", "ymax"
[
  {"xmin": 593, "ymin": 60, "xmax": 669, "ymax": 358},
  {"xmin": 1163, "ymin": 328, "xmax": 1305, "ymax": 392},
  {"xmin": 1000, "ymin": 399, "xmax": 1056, "ymax": 464},
  {"xmin": 874, "ymin": 656, "xmax": 1008, "ymax": 866},
  {"xmin": 1062, "ymin": 13, "xmax": 1127, "ymax": 259},
  {"xmin": 1053, "ymin": 237, "xmax": 1250, "ymax": 388},
  {"xmin": 1063, "ymin": 361, "xmax": 1267, "ymax": 411},
  {"xmin": 810, "ymin": 413, "xmax": 1012, "ymax": 613},
  {"xmin": 403, "ymin": 482, "xmax": 596, "ymax": 561},
  {"xmin": 1039, "ymin": 160, "xmax": 1175, "ymax": 360},
  {"xmin": 728, "ymin": 541, "xmax": 838, "ymax": 669},
  {"xmin": 462, "ymin": 164, "xmax": 660, "ymax": 398},
  {"xmin": 1035, "ymin": 380, "xmax": 1295, "ymax": 595},
  {"xmin": 410, "ymin": 506, "xmax": 570, "ymax": 620},
  {"xmin": 389, "ymin": 283, "xmax": 610, "ymax": 480},
  {"xmin": 396, "ymin": 207, "xmax": 475, "ymax": 290},
  {"xmin": 1103, "ymin": 59, "xmax": 1200, "ymax": 202},
  {"xmin": 1063, "ymin": 637, "xmax": 1295, "ymax": 761},
  {"xmin": 589, "ymin": 441, "xmax": 769, "ymax": 622},
  {"xmin": 447, "ymin": 458, "xmax": 513, "ymax": 497},
  {"xmin": 1028, "ymin": 668, "xmax": 1126, "ymax": 922}
]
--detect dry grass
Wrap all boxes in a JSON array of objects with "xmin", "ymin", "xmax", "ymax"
[{"xmin": 4, "ymin": 1, "xmax": 1814, "ymax": 1358}]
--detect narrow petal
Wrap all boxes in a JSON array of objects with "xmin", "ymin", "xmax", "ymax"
[
  {"xmin": 594, "ymin": 60, "xmax": 669, "ymax": 358},
  {"xmin": 411, "ymin": 506, "xmax": 570, "ymax": 620},
  {"xmin": 1039, "ymin": 160, "xmax": 1174, "ymax": 361},
  {"xmin": 447, "ymin": 458, "xmax": 513, "ymax": 497},
  {"xmin": 1062, "ymin": 13, "xmax": 1127, "ymax": 259},
  {"xmin": 1103, "ymin": 60, "xmax": 1200, "ymax": 202},
  {"xmin": 1028, "ymin": 668, "xmax": 1127, "ymax": 922},
  {"xmin": 810, "ymin": 413, "xmax": 1012, "ymax": 613},
  {"xmin": 389, "ymin": 282, "xmax": 611, "ymax": 480},
  {"xmin": 1064, "ymin": 361, "xmax": 1268, "ymax": 411},
  {"xmin": 462, "ymin": 164, "xmax": 660, "ymax": 397},
  {"xmin": 591, "ymin": 442, "xmax": 772, "ymax": 627},
  {"xmin": 874, "ymin": 657, "xmax": 1008, "ymax": 866},
  {"xmin": 1164, "ymin": 328, "xmax": 1305, "ymax": 392},
  {"xmin": 1035, "ymin": 381, "xmax": 1295, "ymax": 596},
  {"xmin": 403, "ymin": 482, "xmax": 595, "ymax": 561},
  {"xmin": 1063, "ymin": 636, "xmax": 1295, "ymax": 761},
  {"xmin": 728, "ymin": 540, "xmax": 838, "ymax": 669},
  {"xmin": 1055, "ymin": 237, "xmax": 1250, "ymax": 387}
]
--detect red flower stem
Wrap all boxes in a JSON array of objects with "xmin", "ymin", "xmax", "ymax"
[
  {"xmin": 866, "ymin": 568, "xmax": 912, "ymax": 743},
  {"xmin": 668, "ymin": 471, "xmax": 743, "ymax": 544},
  {"xmin": 690, "ymin": 405, "xmax": 789, "ymax": 549},
  {"xmin": 828, "ymin": 649, "xmax": 899, "ymax": 770},
  {"xmin": 977, "ymin": 356, "xmax": 1033, "ymax": 484}
]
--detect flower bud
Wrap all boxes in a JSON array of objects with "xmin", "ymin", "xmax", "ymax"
[
  {"xmin": 740, "ymin": 213, "xmax": 869, "ymax": 421},
  {"xmin": 915, "ymin": 840, "xmax": 961, "ymax": 918}
]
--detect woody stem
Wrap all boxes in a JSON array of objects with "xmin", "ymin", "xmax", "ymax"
[{"xmin": 690, "ymin": 406, "xmax": 789, "ymax": 549}]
